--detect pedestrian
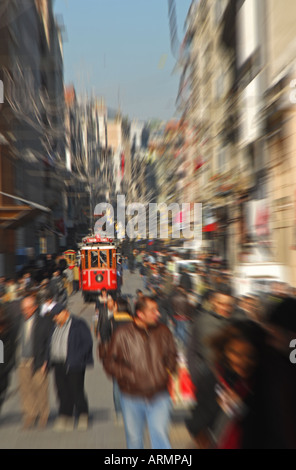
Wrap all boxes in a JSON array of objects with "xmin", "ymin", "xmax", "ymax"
[
  {"xmin": 100, "ymin": 297, "xmax": 134, "ymax": 424},
  {"xmin": 64, "ymin": 265, "xmax": 74, "ymax": 297},
  {"xmin": 96, "ymin": 293, "xmax": 115, "ymax": 342},
  {"xmin": 207, "ymin": 319, "xmax": 266, "ymax": 449},
  {"xmin": 240, "ymin": 297, "xmax": 296, "ymax": 448},
  {"xmin": 49, "ymin": 304, "xmax": 93, "ymax": 432},
  {"xmin": 170, "ymin": 285, "xmax": 193, "ymax": 348},
  {"xmin": 116, "ymin": 258, "xmax": 123, "ymax": 295},
  {"xmin": 103, "ymin": 295, "xmax": 177, "ymax": 449},
  {"xmin": 49, "ymin": 269, "xmax": 67, "ymax": 308},
  {"xmin": 38, "ymin": 286, "xmax": 57, "ymax": 317},
  {"xmin": 0, "ymin": 301, "xmax": 21, "ymax": 415},
  {"xmin": 186, "ymin": 284, "xmax": 234, "ymax": 448},
  {"xmin": 3, "ymin": 279, "xmax": 18, "ymax": 303},
  {"xmin": 18, "ymin": 292, "xmax": 53, "ymax": 429},
  {"xmin": 179, "ymin": 266, "xmax": 193, "ymax": 293},
  {"xmin": 139, "ymin": 260, "xmax": 148, "ymax": 291},
  {"xmin": 72, "ymin": 263, "xmax": 80, "ymax": 293}
]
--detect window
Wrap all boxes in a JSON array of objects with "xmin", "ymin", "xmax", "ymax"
[
  {"xmin": 99, "ymin": 250, "xmax": 108, "ymax": 268},
  {"xmin": 91, "ymin": 251, "xmax": 98, "ymax": 268},
  {"xmin": 82, "ymin": 250, "xmax": 88, "ymax": 269}
]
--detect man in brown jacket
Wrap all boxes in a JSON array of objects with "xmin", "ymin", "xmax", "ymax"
[{"xmin": 103, "ymin": 295, "xmax": 177, "ymax": 449}]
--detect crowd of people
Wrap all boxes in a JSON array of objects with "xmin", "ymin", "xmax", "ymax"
[
  {"xmin": 1, "ymin": 247, "xmax": 296, "ymax": 450},
  {"xmin": 0, "ymin": 252, "xmax": 92, "ymax": 432},
  {"xmin": 105, "ymin": 248, "xmax": 296, "ymax": 449}
]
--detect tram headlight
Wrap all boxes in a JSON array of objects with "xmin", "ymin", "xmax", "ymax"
[{"xmin": 96, "ymin": 274, "xmax": 104, "ymax": 283}]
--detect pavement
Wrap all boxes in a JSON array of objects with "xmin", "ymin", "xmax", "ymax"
[{"xmin": 0, "ymin": 270, "xmax": 195, "ymax": 450}]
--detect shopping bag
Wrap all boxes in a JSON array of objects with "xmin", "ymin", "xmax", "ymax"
[{"xmin": 168, "ymin": 353, "xmax": 196, "ymax": 409}]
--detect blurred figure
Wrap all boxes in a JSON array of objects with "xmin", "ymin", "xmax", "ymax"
[
  {"xmin": 49, "ymin": 269, "xmax": 67, "ymax": 308},
  {"xmin": 72, "ymin": 263, "xmax": 80, "ymax": 293},
  {"xmin": 170, "ymin": 286, "xmax": 193, "ymax": 348},
  {"xmin": 242, "ymin": 297, "xmax": 296, "ymax": 448},
  {"xmin": 4, "ymin": 279, "xmax": 18, "ymax": 303},
  {"xmin": 186, "ymin": 284, "xmax": 234, "ymax": 447},
  {"xmin": 39, "ymin": 287, "xmax": 57, "ymax": 317},
  {"xmin": 50, "ymin": 304, "xmax": 93, "ymax": 432},
  {"xmin": 95, "ymin": 287, "xmax": 111, "ymax": 315},
  {"xmin": 161, "ymin": 268, "xmax": 174, "ymax": 297},
  {"xmin": 149, "ymin": 266, "xmax": 161, "ymax": 295},
  {"xmin": 139, "ymin": 260, "xmax": 149, "ymax": 291},
  {"xmin": 134, "ymin": 289, "xmax": 144, "ymax": 309},
  {"xmin": 96, "ymin": 294, "xmax": 115, "ymax": 342},
  {"xmin": 179, "ymin": 266, "xmax": 193, "ymax": 293},
  {"xmin": 64, "ymin": 265, "xmax": 74, "ymax": 297},
  {"xmin": 233, "ymin": 296, "xmax": 248, "ymax": 320},
  {"xmin": 207, "ymin": 320, "xmax": 266, "ymax": 449},
  {"xmin": 18, "ymin": 293, "xmax": 53, "ymax": 429},
  {"xmin": 0, "ymin": 302, "xmax": 21, "ymax": 414},
  {"xmin": 36, "ymin": 279, "xmax": 50, "ymax": 306},
  {"xmin": 103, "ymin": 296, "xmax": 177, "ymax": 449},
  {"xmin": 107, "ymin": 297, "xmax": 134, "ymax": 424},
  {"xmin": 116, "ymin": 258, "xmax": 123, "ymax": 295}
]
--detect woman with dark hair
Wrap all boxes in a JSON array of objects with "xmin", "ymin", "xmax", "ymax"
[{"xmin": 207, "ymin": 320, "xmax": 266, "ymax": 449}]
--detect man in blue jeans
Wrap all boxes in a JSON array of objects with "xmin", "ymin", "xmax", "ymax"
[{"xmin": 103, "ymin": 296, "xmax": 177, "ymax": 449}]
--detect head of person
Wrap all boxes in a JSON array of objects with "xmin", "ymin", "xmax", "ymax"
[
  {"xmin": 212, "ymin": 284, "xmax": 234, "ymax": 318},
  {"xmin": 209, "ymin": 320, "xmax": 266, "ymax": 380},
  {"xmin": 50, "ymin": 304, "xmax": 70, "ymax": 327},
  {"xmin": 135, "ymin": 296, "xmax": 160, "ymax": 328},
  {"xmin": 101, "ymin": 288, "xmax": 107, "ymax": 298},
  {"xmin": 21, "ymin": 293, "xmax": 38, "ymax": 320}
]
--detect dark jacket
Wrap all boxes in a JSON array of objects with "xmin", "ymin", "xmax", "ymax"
[
  {"xmin": 50, "ymin": 316, "xmax": 93, "ymax": 371},
  {"xmin": 187, "ymin": 307, "xmax": 230, "ymax": 387},
  {"xmin": 33, "ymin": 313, "xmax": 55, "ymax": 373},
  {"xmin": 103, "ymin": 321, "xmax": 177, "ymax": 399},
  {"xmin": 185, "ymin": 307, "xmax": 232, "ymax": 437}
]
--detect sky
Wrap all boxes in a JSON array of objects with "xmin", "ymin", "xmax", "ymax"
[{"xmin": 54, "ymin": 0, "xmax": 192, "ymax": 121}]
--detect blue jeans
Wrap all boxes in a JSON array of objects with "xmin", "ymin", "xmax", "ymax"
[
  {"xmin": 119, "ymin": 391, "xmax": 172, "ymax": 449},
  {"xmin": 174, "ymin": 320, "xmax": 189, "ymax": 347},
  {"xmin": 113, "ymin": 379, "xmax": 122, "ymax": 416}
]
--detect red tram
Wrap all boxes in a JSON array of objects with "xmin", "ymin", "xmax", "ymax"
[{"xmin": 80, "ymin": 234, "xmax": 118, "ymax": 302}]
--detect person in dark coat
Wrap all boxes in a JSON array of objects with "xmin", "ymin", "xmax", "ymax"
[
  {"xmin": 207, "ymin": 319, "xmax": 267, "ymax": 449},
  {"xmin": 49, "ymin": 269, "xmax": 67, "ymax": 308},
  {"xmin": 240, "ymin": 297, "xmax": 296, "ymax": 449},
  {"xmin": 186, "ymin": 284, "xmax": 234, "ymax": 447},
  {"xmin": 49, "ymin": 304, "xmax": 93, "ymax": 432}
]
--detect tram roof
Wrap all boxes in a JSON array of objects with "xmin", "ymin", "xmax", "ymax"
[{"xmin": 81, "ymin": 245, "xmax": 115, "ymax": 250}]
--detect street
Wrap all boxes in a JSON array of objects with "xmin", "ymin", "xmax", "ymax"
[{"xmin": 0, "ymin": 270, "xmax": 192, "ymax": 450}]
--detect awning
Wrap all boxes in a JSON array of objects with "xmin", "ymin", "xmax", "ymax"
[{"xmin": 0, "ymin": 191, "xmax": 51, "ymax": 230}]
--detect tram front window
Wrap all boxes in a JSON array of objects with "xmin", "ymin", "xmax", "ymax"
[
  {"xmin": 99, "ymin": 250, "xmax": 108, "ymax": 268},
  {"xmin": 91, "ymin": 251, "xmax": 98, "ymax": 268}
]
